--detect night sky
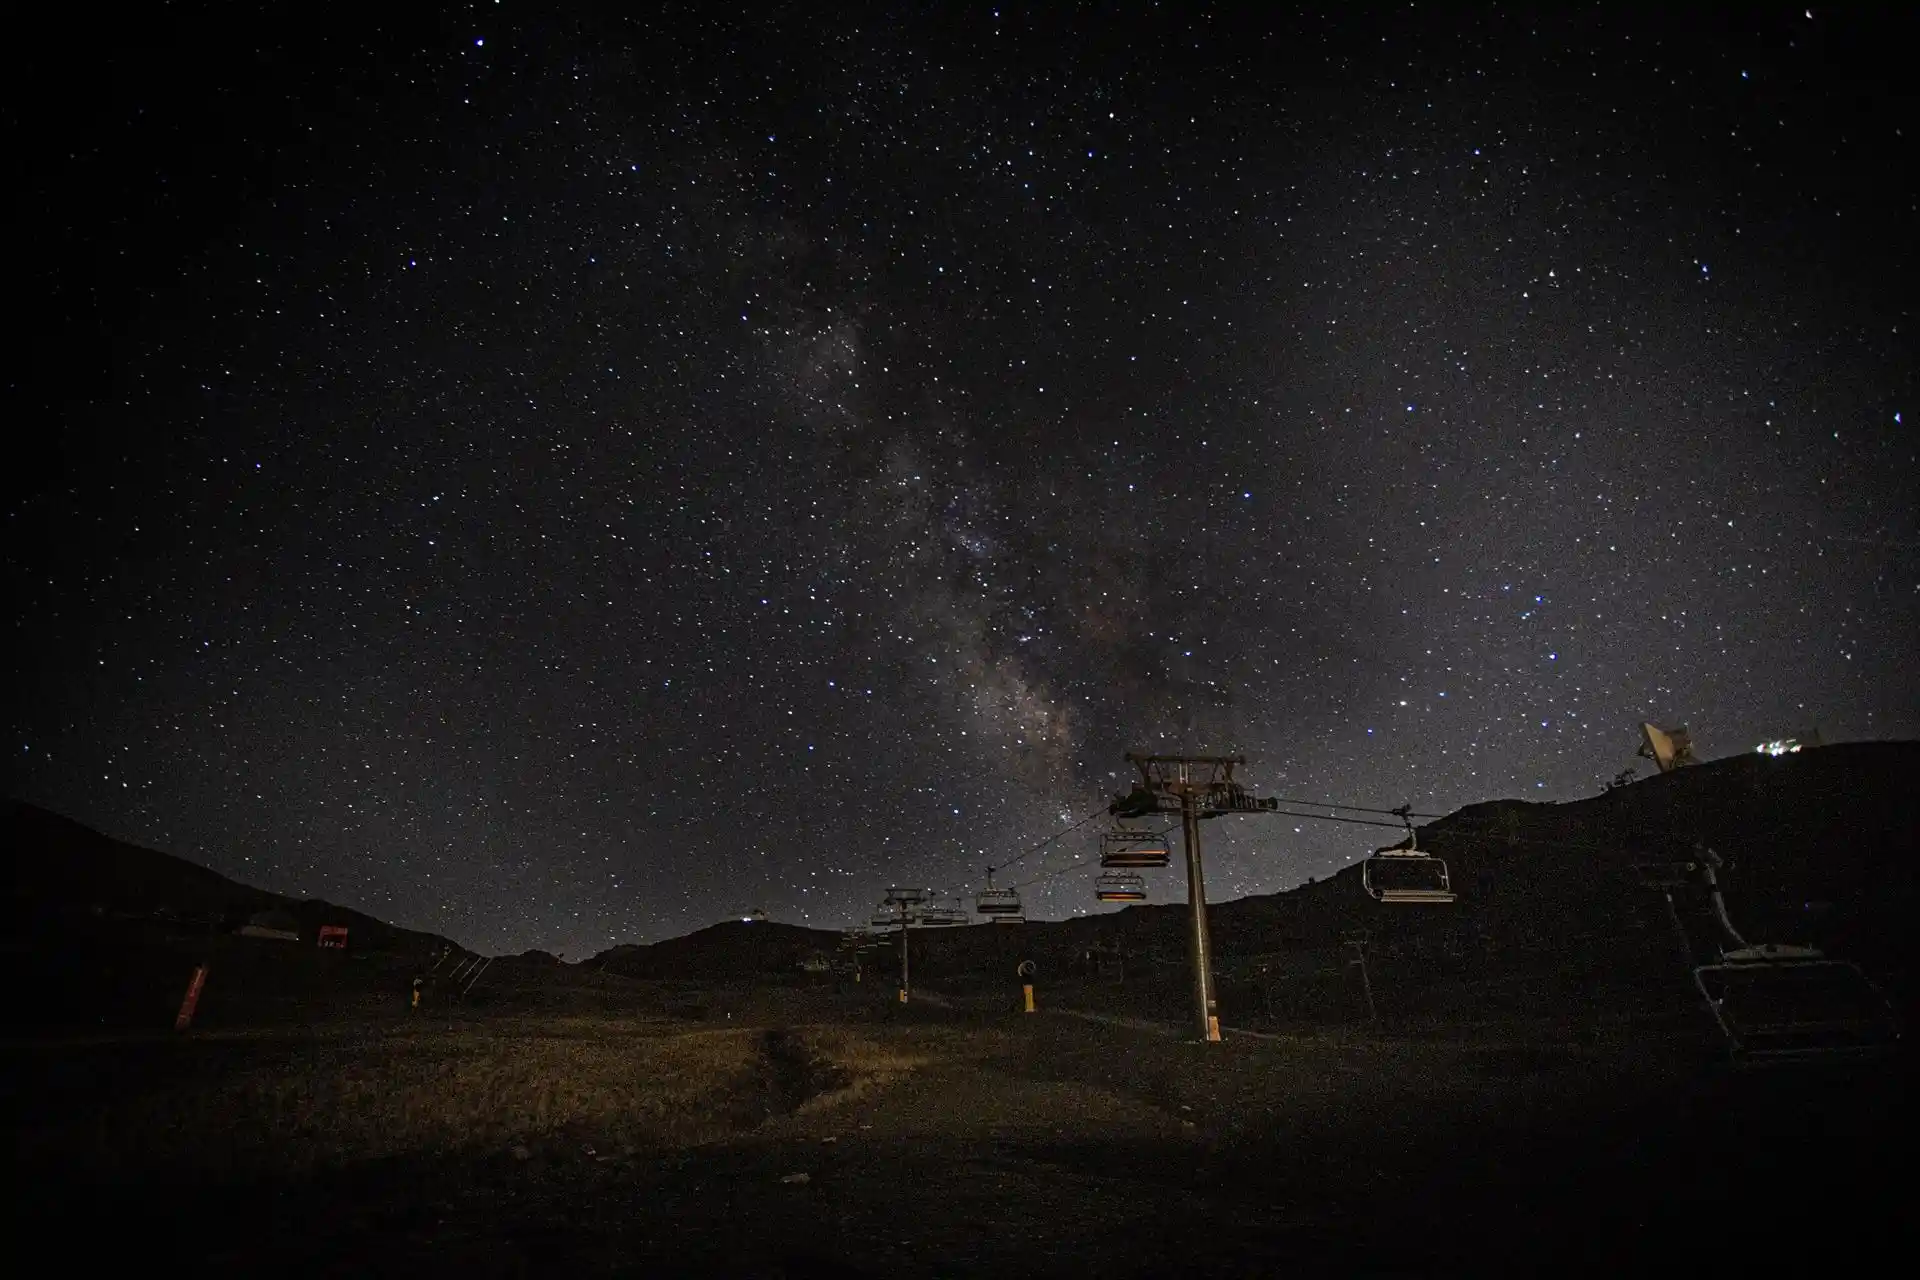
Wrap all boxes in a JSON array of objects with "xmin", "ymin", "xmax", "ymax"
[{"xmin": 9, "ymin": 5, "xmax": 1915, "ymax": 957}]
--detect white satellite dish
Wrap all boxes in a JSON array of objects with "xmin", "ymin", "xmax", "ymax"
[{"xmin": 1638, "ymin": 722, "xmax": 1697, "ymax": 773}]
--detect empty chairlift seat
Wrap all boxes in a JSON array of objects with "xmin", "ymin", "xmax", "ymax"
[
  {"xmin": 1693, "ymin": 946, "xmax": 1901, "ymax": 1064},
  {"xmin": 1362, "ymin": 838, "xmax": 1456, "ymax": 904},
  {"xmin": 1101, "ymin": 831, "xmax": 1172, "ymax": 868},
  {"xmin": 975, "ymin": 887, "xmax": 1024, "ymax": 920},
  {"xmin": 1095, "ymin": 871, "xmax": 1148, "ymax": 903},
  {"xmin": 1645, "ymin": 845, "xmax": 1899, "ymax": 1065}
]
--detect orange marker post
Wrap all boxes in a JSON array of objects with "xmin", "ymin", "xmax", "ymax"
[
  {"xmin": 1023, "ymin": 983, "xmax": 1036, "ymax": 1013},
  {"xmin": 175, "ymin": 963, "xmax": 209, "ymax": 1031}
]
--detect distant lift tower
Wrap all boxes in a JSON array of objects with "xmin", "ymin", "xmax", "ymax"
[
  {"xmin": 870, "ymin": 887, "xmax": 928, "ymax": 1002},
  {"xmin": 1110, "ymin": 753, "xmax": 1281, "ymax": 1042}
]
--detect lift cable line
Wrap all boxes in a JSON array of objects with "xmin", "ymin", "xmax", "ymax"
[
  {"xmin": 1266, "ymin": 798, "xmax": 1449, "ymax": 819},
  {"xmin": 984, "ymin": 804, "xmax": 1114, "ymax": 877},
  {"xmin": 1004, "ymin": 852, "xmax": 1095, "ymax": 893},
  {"xmin": 1266, "ymin": 796, "xmax": 1642, "ymax": 857},
  {"xmin": 1268, "ymin": 808, "xmax": 1409, "ymax": 830}
]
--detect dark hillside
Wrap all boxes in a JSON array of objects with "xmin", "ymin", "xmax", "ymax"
[
  {"xmin": 6, "ymin": 801, "xmax": 446, "ymax": 950},
  {"xmin": 4, "ymin": 801, "xmax": 457, "ymax": 1032},
  {"xmin": 12, "ymin": 741, "xmax": 1911, "ymax": 1035},
  {"xmin": 595, "ymin": 919, "xmax": 842, "ymax": 981}
]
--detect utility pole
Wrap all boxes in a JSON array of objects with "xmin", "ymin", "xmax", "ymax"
[{"xmin": 1111, "ymin": 753, "xmax": 1280, "ymax": 1043}]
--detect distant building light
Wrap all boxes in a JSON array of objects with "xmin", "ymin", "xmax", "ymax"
[{"xmin": 1756, "ymin": 739, "xmax": 1802, "ymax": 756}]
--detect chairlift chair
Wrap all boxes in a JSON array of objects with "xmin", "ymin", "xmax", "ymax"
[
  {"xmin": 1662, "ymin": 848, "xmax": 1900, "ymax": 1064},
  {"xmin": 1692, "ymin": 947, "xmax": 1900, "ymax": 1063},
  {"xmin": 1094, "ymin": 871, "xmax": 1148, "ymax": 903},
  {"xmin": 975, "ymin": 886, "xmax": 1024, "ymax": 919},
  {"xmin": 919, "ymin": 903, "xmax": 969, "ymax": 927},
  {"xmin": 1101, "ymin": 830, "xmax": 1172, "ymax": 868},
  {"xmin": 1361, "ymin": 826, "xmax": 1456, "ymax": 904}
]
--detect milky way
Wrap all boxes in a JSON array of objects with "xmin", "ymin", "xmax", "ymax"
[{"xmin": 9, "ymin": 6, "xmax": 1915, "ymax": 955}]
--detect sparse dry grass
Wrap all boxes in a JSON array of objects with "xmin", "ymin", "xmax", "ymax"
[
  {"xmin": 11, "ymin": 995, "xmax": 1701, "ymax": 1189},
  {"xmin": 779, "ymin": 1022, "xmax": 961, "ymax": 1114},
  {"xmin": 13, "ymin": 1015, "xmax": 949, "ymax": 1176}
]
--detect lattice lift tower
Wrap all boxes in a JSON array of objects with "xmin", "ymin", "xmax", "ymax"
[{"xmin": 1109, "ymin": 753, "xmax": 1281, "ymax": 1042}]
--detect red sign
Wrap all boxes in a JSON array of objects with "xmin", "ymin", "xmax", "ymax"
[{"xmin": 318, "ymin": 925, "xmax": 349, "ymax": 949}]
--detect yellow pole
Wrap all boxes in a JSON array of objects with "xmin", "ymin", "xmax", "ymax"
[{"xmin": 1023, "ymin": 983, "xmax": 1036, "ymax": 1013}]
